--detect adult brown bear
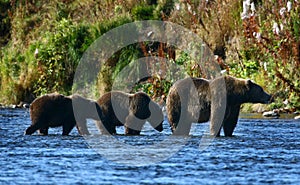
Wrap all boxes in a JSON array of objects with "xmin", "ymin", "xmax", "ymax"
[
  {"xmin": 96, "ymin": 91, "xmax": 164, "ymax": 135},
  {"xmin": 25, "ymin": 93, "xmax": 103, "ymax": 136},
  {"xmin": 166, "ymin": 76, "xmax": 273, "ymax": 136}
]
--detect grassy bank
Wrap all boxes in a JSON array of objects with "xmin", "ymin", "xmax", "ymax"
[{"xmin": 0, "ymin": 0, "xmax": 299, "ymax": 112}]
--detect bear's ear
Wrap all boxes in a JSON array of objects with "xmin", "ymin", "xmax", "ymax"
[{"xmin": 246, "ymin": 79, "xmax": 253, "ymax": 90}]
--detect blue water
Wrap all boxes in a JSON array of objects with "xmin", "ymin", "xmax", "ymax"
[{"xmin": 0, "ymin": 108, "xmax": 299, "ymax": 184}]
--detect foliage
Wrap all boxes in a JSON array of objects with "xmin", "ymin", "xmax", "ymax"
[
  {"xmin": 131, "ymin": 4, "xmax": 155, "ymax": 20},
  {"xmin": 235, "ymin": 0, "xmax": 300, "ymax": 111},
  {"xmin": 34, "ymin": 18, "xmax": 92, "ymax": 95},
  {"xmin": 169, "ymin": 0, "xmax": 241, "ymax": 60},
  {"xmin": 0, "ymin": 0, "xmax": 299, "ymax": 112},
  {"xmin": 133, "ymin": 75, "xmax": 172, "ymax": 102},
  {"xmin": 0, "ymin": 0, "xmax": 11, "ymax": 47},
  {"xmin": 0, "ymin": 0, "xmax": 134, "ymax": 103}
]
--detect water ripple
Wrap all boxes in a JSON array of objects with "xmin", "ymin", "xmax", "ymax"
[{"xmin": 0, "ymin": 109, "xmax": 299, "ymax": 184}]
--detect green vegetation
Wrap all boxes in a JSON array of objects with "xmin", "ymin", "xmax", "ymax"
[{"xmin": 0, "ymin": 0, "xmax": 299, "ymax": 112}]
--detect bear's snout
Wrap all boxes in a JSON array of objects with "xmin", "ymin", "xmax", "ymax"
[
  {"xmin": 260, "ymin": 94, "xmax": 272, "ymax": 104},
  {"xmin": 262, "ymin": 93, "xmax": 274, "ymax": 104}
]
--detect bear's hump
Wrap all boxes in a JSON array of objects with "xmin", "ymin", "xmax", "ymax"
[
  {"xmin": 131, "ymin": 91, "xmax": 150, "ymax": 99},
  {"xmin": 31, "ymin": 93, "xmax": 66, "ymax": 106},
  {"xmin": 224, "ymin": 76, "xmax": 249, "ymax": 95},
  {"xmin": 209, "ymin": 76, "xmax": 249, "ymax": 96}
]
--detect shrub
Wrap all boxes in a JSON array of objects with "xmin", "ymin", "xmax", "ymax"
[
  {"xmin": 236, "ymin": 0, "xmax": 300, "ymax": 111},
  {"xmin": 131, "ymin": 4, "xmax": 156, "ymax": 20},
  {"xmin": 34, "ymin": 18, "xmax": 93, "ymax": 95}
]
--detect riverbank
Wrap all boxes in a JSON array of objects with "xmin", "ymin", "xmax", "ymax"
[
  {"xmin": 240, "ymin": 103, "xmax": 299, "ymax": 119},
  {"xmin": 0, "ymin": 102, "xmax": 30, "ymax": 109},
  {"xmin": 240, "ymin": 113, "xmax": 299, "ymax": 120},
  {"xmin": 1, "ymin": 103, "xmax": 299, "ymax": 120}
]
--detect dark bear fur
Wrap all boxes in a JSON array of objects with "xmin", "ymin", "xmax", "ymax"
[
  {"xmin": 96, "ymin": 91, "xmax": 164, "ymax": 135},
  {"xmin": 166, "ymin": 76, "xmax": 273, "ymax": 136},
  {"xmin": 25, "ymin": 93, "xmax": 103, "ymax": 136}
]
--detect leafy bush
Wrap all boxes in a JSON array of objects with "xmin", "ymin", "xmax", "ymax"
[
  {"xmin": 0, "ymin": 0, "xmax": 11, "ymax": 47},
  {"xmin": 131, "ymin": 4, "xmax": 156, "ymax": 20},
  {"xmin": 236, "ymin": 0, "xmax": 300, "ymax": 111},
  {"xmin": 0, "ymin": 1, "xmax": 134, "ymax": 104},
  {"xmin": 33, "ymin": 18, "xmax": 92, "ymax": 95}
]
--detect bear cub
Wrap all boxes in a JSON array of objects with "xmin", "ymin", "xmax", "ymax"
[{"xmin": 96, "ymin": 91, "xmax": 164, "ymax": 135}]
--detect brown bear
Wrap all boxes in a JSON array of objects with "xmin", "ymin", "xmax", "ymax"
[
  {"xmin": 96, "ymin": 91, "xmax": 164, "ymax": 135},
  {"xmin": 25, "ymin": 93, "xmax": 103, "ymax": 136},
  {"xmin": 166, "ymin": 76, "xmax": 273, "ymax": 136}
]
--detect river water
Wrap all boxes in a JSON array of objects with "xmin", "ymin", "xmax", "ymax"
[{"xmin": 0, "ymin": 108, "xmax": 299, "ymax": 184}]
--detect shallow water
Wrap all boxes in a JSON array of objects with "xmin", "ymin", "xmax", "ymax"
[{"xmin": 0, "ymin": 108, "xmax": 300, "ymax": 184}]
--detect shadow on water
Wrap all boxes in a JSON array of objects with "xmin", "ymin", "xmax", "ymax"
[{"xmin": 0, "ymin": 108, "xmax": 299, "ymax": 184}]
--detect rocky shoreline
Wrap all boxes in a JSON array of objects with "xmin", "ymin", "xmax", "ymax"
[
  {"xmin": 241, "ymin": 104, "xmax": 300, "ymax": 119},
  {"xmin": 0, "ymin": 102, "xmax": 30, "ymax": 109},
  {"xmin": 1, "ymin": 102, "xmax": 299, "ymax": 120}
]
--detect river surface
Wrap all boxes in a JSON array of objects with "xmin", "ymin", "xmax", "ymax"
[{"xmin": 0, "ymin": 108, "xmax": 299, "ymax": 184}]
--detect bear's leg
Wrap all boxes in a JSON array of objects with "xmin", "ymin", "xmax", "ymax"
[
  {"xmin": 210, "ymin": 98, "xmax": 227, "ymax": 137},
  {"xmin": 25, "ymin": 124, "xmax": 40, "ymax": 135},
  {"xmin": 96, "ymin": 119, "xmax": 116, "ymax": 135},
  {"xmin": 167, "ymin": 102, "xmax": 181, "ymax": 133},
  {"xmin": 172, "ymin": 96, "xmax": 192, "ymax": 135},
  {"xmin": 125, "ymin": 114, "xmax": 144, "ymax": 135},
  {"xmin": 38, "ymin": 127, "xmax": 49, "ymax": 135},
  {"xmin": 76, "ymin": 121, "xmax": 90, "ymax": 135},
  {"xmin": 173, "ymin": 116, "xmax": 192, "ymax": 135},
  {"xmin": 62, "ymin": 123, "xmax": 75, "ymax": 136},
  {"xmin": 125, "ymin": 127, "xmax": 141, "ymax": 135},
  {"xmin": 223, "ymin": 105, "xmax": 240, "ymax": 137},
  {"xmin": 169, "ymin": 122, "xmax": 177, "ymax": 133}
]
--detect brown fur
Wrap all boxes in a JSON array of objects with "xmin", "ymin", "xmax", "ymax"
[
  {"xmin": 25, "ymin": 93, "xmax": 103, "ymax": 136},
  {"xmin": 224, "ymin": 76, "xmax": 249, "ymax": 95},
  {"xmin": 96, "ymin": 91, "xmax": 164, "ymax": 135},
  {"xmin": 166, "ymin": 76, "xmax": 273, "ymax": 136}
]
